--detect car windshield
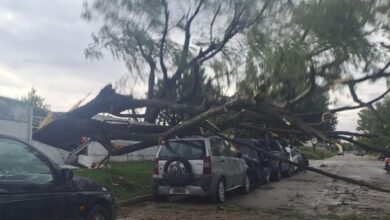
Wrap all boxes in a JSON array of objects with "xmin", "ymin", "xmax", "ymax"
[
  {"xmin": 0, "ymin": 138, "xmax": 53, "ymax": 184},
  {"xmin": 257, "ymin": 139, "xmax": 281, "ymax": 151},
  {"xmin": 158, "ymin": 140, "xmax": 206, "ymax": 160}
]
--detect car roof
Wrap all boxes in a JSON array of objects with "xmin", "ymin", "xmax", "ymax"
[{"xmin": 0, "ymin": 133, "xmax": 28, "ymax": 142}]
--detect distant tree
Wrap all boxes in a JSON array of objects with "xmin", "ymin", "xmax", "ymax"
[
  {"xmin": 20, "ymin": 88, "xmax": 50, "ymax": 111},
  {"xmin": 357, "ymin": 96, "xmax": 390, "ymax": 148}
]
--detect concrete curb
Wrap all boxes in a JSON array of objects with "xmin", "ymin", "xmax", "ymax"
[{"xmin": 117, "ymin": 194, "xmax": 153, "ymax": 207}]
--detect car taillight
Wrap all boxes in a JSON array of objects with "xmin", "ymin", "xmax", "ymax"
[
  {"xmin": 203, "ymin": 156, "xmax": 212, "ymax": 174},
  {"xmin": 154, "ymin": 158, "xmax": 159, "ymax": 175}
]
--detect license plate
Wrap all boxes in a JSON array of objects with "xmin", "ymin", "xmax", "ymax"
[{"xmin": 170, "ymin": 188, "xmax": 187, "ymax": 194}]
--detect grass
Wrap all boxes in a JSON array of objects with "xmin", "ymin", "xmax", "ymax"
[
  {"xmin": 75, "ymin": 161, "xmax": 153, "ymax": 201},
  {"xmin": 299, "ymin": 147, "xmax": 335, "ymax": 160}
]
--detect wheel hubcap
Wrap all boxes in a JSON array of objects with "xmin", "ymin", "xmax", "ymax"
[
  {"xmin": 218, "ymin": 182, "xmax": 225, "ymax": 202},
  {"xmin": 92, "ymin": 214, "xmax": 106, "ymax": 220}
]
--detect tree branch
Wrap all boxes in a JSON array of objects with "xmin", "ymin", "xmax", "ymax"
[
  {"xmin": 209, "ymin": 3, "xmax": 221, "ymax": 42},
  {"xmin": 241, "ymin": 123, "xmax": 378, "ymax": 138},
  {"xmin": 64, "ymin": 85, "xmax": 211, "ymax": 119},
  {"xmin": 279, "ymin": 66, "xmax": 316, "ymax": 108},
  {"xmin": 170, "ymin": 0, "xmax": 204, "ymax": 84},
  {"xmin": 159, "ymin": 0, "xmax": 169, "ymax": 82}
]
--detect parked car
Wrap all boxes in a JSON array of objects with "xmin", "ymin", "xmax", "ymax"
[
  {"xmin": 0, "ymin": 133, "xmax": 116, "ymax": 220},
  {"xmin": 257, "ymin": 139, "xmax": 294, "ymax": 181},
  {"xmin": 152, "ymin": 136, "xmax": 249, "ymax": 203},
  {"xmin": 355, "ymin": 149, "xmax": 365, "ymax": 156},
  {"xmin": 234, "ymin": 138, "xmax": 272, "ymax": 187}
]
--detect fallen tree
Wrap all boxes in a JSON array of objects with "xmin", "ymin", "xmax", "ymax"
[{"xmin": 32, "ymin": 0, "xmax": 390, "ymax": 192}]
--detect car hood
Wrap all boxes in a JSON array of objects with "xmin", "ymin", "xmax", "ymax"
[{"xmin": 73, "ymin": 176, "xmax": 105, "ymax": 192}]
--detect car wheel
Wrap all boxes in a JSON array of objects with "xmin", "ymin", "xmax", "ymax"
[
  {"xmin": 213, "ymin": 179, "xmax": 226, "ymax": 203},
  {"xmin": 87, "ymin": 205, "xmax": 110, "ymax": 220},
  {"xmin": 240, "ymin": 174, "xmax": 251, "ymax": 194},
  {"xmin": 286, "ymin": 165, "xmax": 293, "ymax": 177},
  {"xmin": 271, "ymin": 167, "xmax": 281, "ymax": 181}
]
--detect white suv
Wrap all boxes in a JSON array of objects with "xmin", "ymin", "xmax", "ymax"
[{"xmin": 152, "ymin": 136, "xmax": 249, "ymax": 203}]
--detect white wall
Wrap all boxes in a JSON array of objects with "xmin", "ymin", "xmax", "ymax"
[{"xmin": 87, "ymin": 141, "xmax": 159, "ymax": 162}]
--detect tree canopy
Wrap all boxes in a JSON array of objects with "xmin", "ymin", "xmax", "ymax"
[
  {"xmin": 31, "ymin": 0, "xmax": 390, "ymax": 188},
  {"xmin": 28, "ymin": 0, "xmax": 390, "ymax": 192}
]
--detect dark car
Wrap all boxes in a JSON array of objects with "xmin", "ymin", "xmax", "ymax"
[
  {"xmin": 257, "ymin": 139, "xmax": 294, "ymax": 181},
  {"xmin": 234, "ymin": 138, "xmax": 272, "ymax": 187},
  {"xmin": 0, "ymin": 134, "xmax": 116, "ymax": 220}
]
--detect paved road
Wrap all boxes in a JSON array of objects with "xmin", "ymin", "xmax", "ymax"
[{"xmin": 119, "ymin": 155, "xmax": 390, "ymax": 220}]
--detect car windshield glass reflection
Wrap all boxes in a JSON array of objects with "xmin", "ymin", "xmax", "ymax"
[{"xmin": 0, "ymin": 138, "xmax": 53, "ymax": 184}]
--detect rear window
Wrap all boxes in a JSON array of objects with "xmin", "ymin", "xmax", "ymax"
[{"xmin": 158, "ymin": 140, "xmax": 206, "ymax": 160}]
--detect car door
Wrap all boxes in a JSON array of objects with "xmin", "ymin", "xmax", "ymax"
[
  {"xmin": 225, "ymin": 141, "xmax": 245, "ymax": 187},
  {"xmin": 0, "ymin": 137, "xmax": 77, "ymax": 220},
  {"xmin": 210, "ymin": 138, "xmax": 234, "ymax": 189}
]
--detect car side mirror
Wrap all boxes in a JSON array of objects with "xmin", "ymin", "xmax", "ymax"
[
  {"xmin": 60, "ymin": 168, "xmax": 74, "ymax": 182},
  {"xmin": 236, "ymin": 152, "xmax": 243, "ymax": 158}
]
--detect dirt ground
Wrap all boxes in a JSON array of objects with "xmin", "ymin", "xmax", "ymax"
[{"xmin": 118, "ymin": 154, "xmax": 390, "ymax": 220}]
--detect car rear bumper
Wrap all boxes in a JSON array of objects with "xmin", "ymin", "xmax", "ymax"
[
  {"xmin": 157, "ymin": 185, "xmax": 208, "ymax": 196},
  {"xmin": 152, "ymin": 175, "xmax": 215, "ymax": 196}
]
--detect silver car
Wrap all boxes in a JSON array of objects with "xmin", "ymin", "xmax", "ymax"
[{"xmin": 152, "ymin": 136, "xmax": 249, "ymax": 203}]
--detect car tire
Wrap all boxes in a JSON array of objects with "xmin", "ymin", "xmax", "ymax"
[
  {"xmin": 285, "ymin": 165, "xmax": 294, "ymax": 177},
  {"xmin": 87, "ymin": 205, "xmax": 110, "ymax": 220},
  {"xmin": 213, "ymin": 179, "xmax": 226, "ymax": 203},
  {"xmin": 240, "ymin": 174, "xmax": 251, "ymax": 194},
  {"xmin": 271, "ymin": 165, "xmax": 282, "ymax": 181}
]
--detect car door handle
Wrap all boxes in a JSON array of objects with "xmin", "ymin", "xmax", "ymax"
[{"xmin": 220, "ymin": 159, "xmax": 225, "ymax": 163}]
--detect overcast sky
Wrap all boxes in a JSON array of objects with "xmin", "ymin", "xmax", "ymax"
[
  {"xmin": 0, "ymin": 0, "xmax": 387, "ymax": 132},
  {"xmin": 0, "ymin": 0, "xmax": 131, "ymax": 111}
]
